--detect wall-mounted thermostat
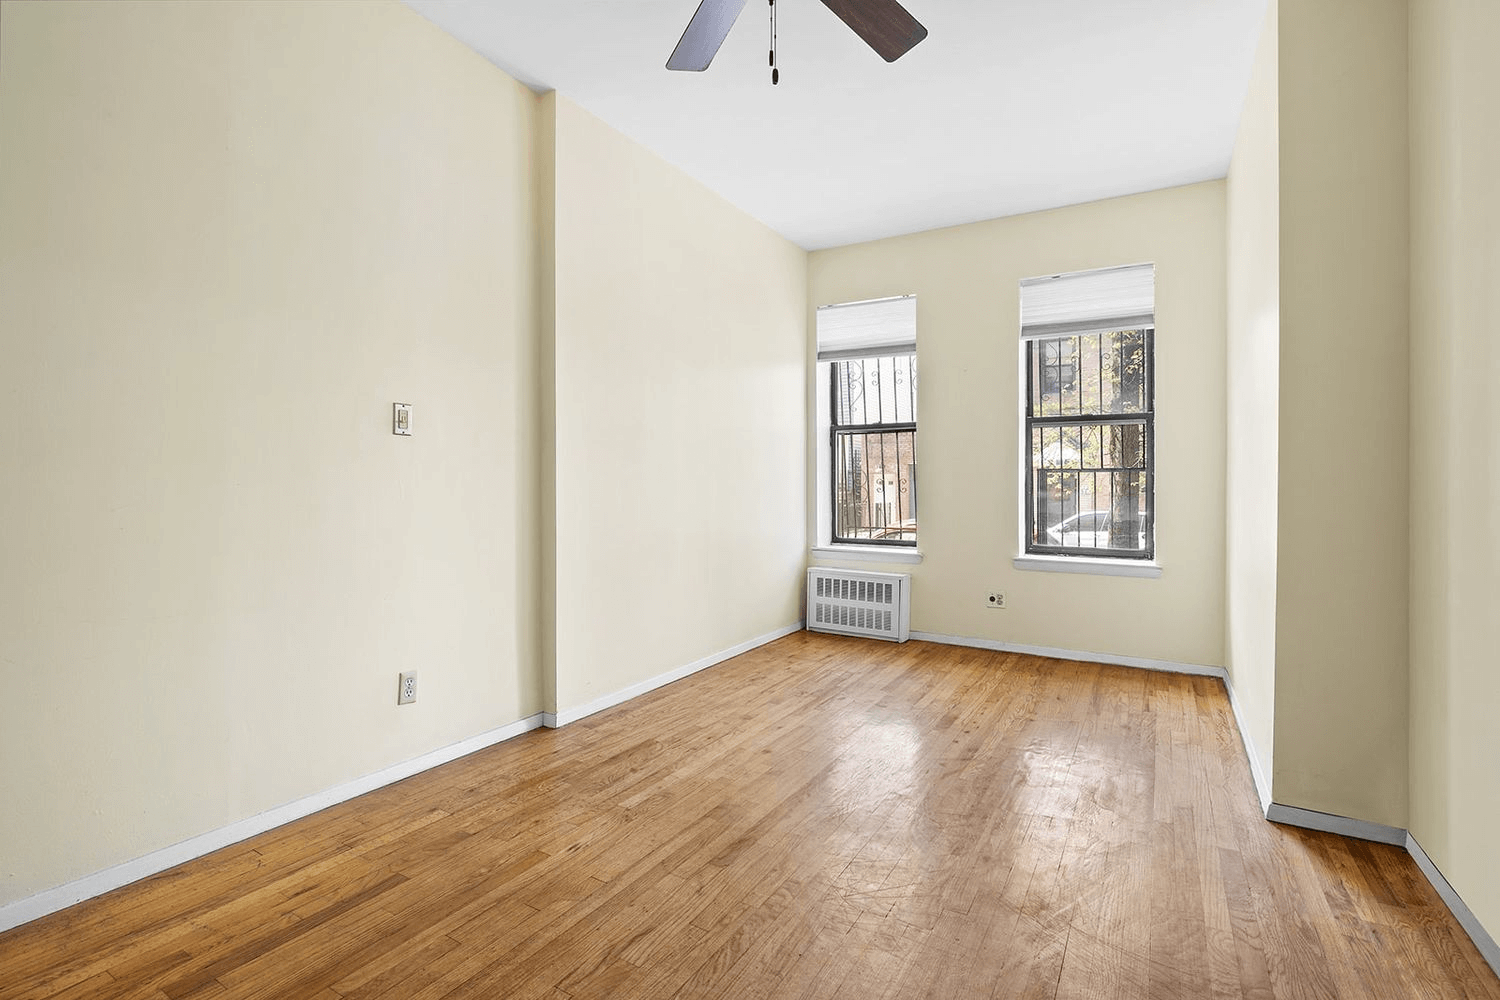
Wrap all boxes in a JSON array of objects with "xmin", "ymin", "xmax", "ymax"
[{"xmin": 393, "ymin": 402, "xmax": 412, "ymax": 436}]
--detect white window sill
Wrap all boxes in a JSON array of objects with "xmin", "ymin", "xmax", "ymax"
[
  {"xmin": 811, "ymin": 545, "xmax": 924, "ymax": 565},
  {"xmin": 1012, "ymin": 555, "xmax": 1161, "ymax": 578}
]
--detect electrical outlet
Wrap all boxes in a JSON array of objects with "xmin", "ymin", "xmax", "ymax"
[
  {"xmin": 397, "ymin": 671, "xmax": 417, "ymax": 705},
  {"xmin": 986, "ymin": 591, "xmax": 1006, "ymax": 610}
]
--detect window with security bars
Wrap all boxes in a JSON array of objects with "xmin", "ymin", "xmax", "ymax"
[
  {"xmin": 831, "ymin": 355, "xmax": 917, "ymax": 545},
  {"xmin": 1025, "ymin": 328, "xmax": 1153, "ymax": 558}
]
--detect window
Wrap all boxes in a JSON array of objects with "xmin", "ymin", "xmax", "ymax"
[
  {"xmin": 1020, "ymin": 265, "xmax": 1155, "ymax": 560},
  {"xmin": 831, "ymin": 354, "xmax": 917, "ymax": 544},
  {"xmin": 815, "ymin": 295, "xmax": 918, "ymax": 549}
]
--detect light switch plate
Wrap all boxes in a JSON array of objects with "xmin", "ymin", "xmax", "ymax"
[{"xmin": 392, "ymin": 402, "xmax": 412, "ymax": 436}]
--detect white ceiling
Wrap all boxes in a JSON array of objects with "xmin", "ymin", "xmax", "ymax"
[{"xmin": 405, "ymin": 0, "xmax": 1268, "ymax": 250}]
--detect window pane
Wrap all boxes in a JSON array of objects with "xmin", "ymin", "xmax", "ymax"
[
  {"xmin": 832, "ymin": 356, "xmax": 918, "ymax": 429},
  {"xmin": 1104, "ymin": 422, "xmax": 1146, "ymax": 469},
  {"xmin": 832, "ymin": 429, "xmax": 917, "ymax": 541},
  {"xmin": 1059, "ymin": 337, "xmax": 1080, "ymax": 415},
  {"xmin": 1081, "ymin": 423, "xmax": 1102, "ymax": 470},
  {"xmin": 1101, "ymin": 329, "xmax": 1148, "ymax": 414},
  {"xmin": 1024, "ymin": 329, "xmax": 1152, "ymax": 558},
  {"xmin": 1029, "ymin": 330, "xmax": 1149, "ymax": 418},
  {"xmin": 832, "ymin": 355, "xmax": 917, "ymax": 544}
]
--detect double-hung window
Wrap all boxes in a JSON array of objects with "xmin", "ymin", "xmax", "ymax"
[
  {"xmin": 816, "ymin": 296, "xmax": 918, "ymax": 547},
  {"xmin": 1020, "ymin": 265, "xmax": 1155, "ymax": 560}
]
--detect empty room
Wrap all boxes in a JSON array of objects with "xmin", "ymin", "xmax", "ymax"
[{"xmin": 1, "ymin": 0, "xmax": 1497, "ymax": 997}]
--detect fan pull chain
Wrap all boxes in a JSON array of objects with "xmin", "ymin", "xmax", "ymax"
[{"xmin": 769, "ymin": 0, "xmax": 779, "ymax": 84}]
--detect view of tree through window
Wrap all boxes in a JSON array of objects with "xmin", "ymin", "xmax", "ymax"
[
  {"xmin": 831, "ymin": 355, "xmax": 917, "ymax": 544},
  {"xmin": 1025, "ymin": 329, "xmax": 1153, "ymax": 557}
]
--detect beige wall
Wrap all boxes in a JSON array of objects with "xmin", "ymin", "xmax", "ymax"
[
  {"xmin": 0, "ymin": 0, "xmax": 542, "ymax": 906},
  {"xmin": 547, "ymin": 96, "xmax": 807, "ymax": 713},
  {"xmin": 1408, "ymin": 0, "xmax": 1500, "ymax": 938},
  {"xmin": 1272, "ymin": 0, "xmax": 1410, "ymax": 827},
  {"xmin": 808, "ymin": 183, "xmax": 1227, "ymax": 668},
  {"xmin": 1224, "ymin": 0, "xmax": 1279, "ymax": 799}
]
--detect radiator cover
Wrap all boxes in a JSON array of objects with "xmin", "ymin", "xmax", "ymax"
[{"xmin": 806, "ymin": 567, "xmax": 911, "ymax": 642}]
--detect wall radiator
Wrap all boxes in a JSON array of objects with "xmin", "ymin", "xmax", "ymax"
[{"xmin": 806, "ymin": 567, "xmax": 911, "ymax": 642}]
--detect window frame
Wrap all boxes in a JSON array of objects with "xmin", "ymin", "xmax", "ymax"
[
  {"xmin": 828, "ymin": 354, "xmax": 918, "ymax": 548},
  {"xmin": 1022, "ymin": 328, "xmax": 1155, "ymax": 561}
]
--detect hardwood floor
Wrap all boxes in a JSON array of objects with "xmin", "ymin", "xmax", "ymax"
[{"xmin": 2, "ymin": 632, "xmax": 1496, "ymax": 999}]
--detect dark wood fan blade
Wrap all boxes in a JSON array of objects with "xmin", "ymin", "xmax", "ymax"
[
  {"xmin": 819, "ymin": 0, "xmax": 928, "ymax": 62},
  {"xmin": 667, "ymin": 0, "xmax": 750, "ymax": 71}
]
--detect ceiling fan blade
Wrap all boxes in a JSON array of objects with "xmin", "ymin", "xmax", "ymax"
[
  {"xmin": 819, "ymin": 0, "xmax": 928, "ymax": 62},
  {"xmin": 667, "ymin": 0, "xmax": 750, "ymax": 71}
]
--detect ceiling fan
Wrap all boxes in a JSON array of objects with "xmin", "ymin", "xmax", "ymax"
[{"xmin": 667, "ymin": 0, "xmax": 928, "ymax": 83}]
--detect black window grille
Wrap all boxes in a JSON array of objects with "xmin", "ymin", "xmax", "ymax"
[
  {"xmin": 831, "ymin": 355, "xmax": 917, "ymax": 545},
  {"xmin": 1025, "ymin": 329, "xmax": 1154, "ymax": 558}
]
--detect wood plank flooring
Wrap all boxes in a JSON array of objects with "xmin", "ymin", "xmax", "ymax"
[{"xmin": 2, "ymin": 632, "xmax": 1497, "ymax": 999}]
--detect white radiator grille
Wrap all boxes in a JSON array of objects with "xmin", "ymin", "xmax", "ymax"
[{"xmin": 806, "ymin": 568, "xmax": 910, "ymax": 642}]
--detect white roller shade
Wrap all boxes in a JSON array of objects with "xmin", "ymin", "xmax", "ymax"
[
  {"xmin": 1019, "ymin": 263, "xmax": 1155, "ymax": 340},
  {"xmin": 816, "ymin": 295, "xmax": 917, "ymax": 361}
]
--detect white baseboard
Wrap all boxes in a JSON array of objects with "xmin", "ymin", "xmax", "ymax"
[
  {"xmin": 1260, "ymin": 808, "xmax": 1499, "ymax": 977},
  {"xmin": 908, "ymin": 630, "xmax": 1227, "ymax": 679},
  {"xmin": 1264, "ymin": 802, "xmax": 1407, "ymax": 846},
  {"xmin": 544, "ymin": 621, "xmax": 803, "ymax": 728},
  {"xmin": 1222, "ymin": 678, "xmax": 1274, "ymax": 814},
  {"xmin": 1406, "ymin": 834, "xmax": 1500, "ymax": 976},
  {"xmin": 0, "ymin": 712, "xmax": 548, "ymax": 934}
]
